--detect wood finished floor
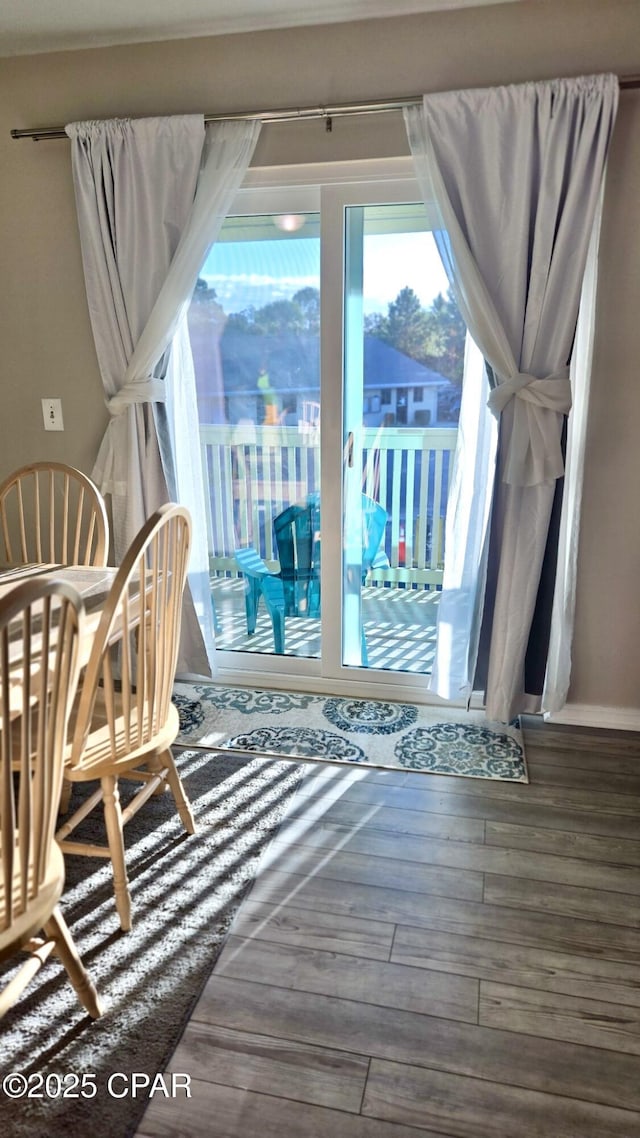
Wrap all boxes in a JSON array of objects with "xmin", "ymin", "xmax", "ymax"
[{"xmin": 137, "ymin": 717, "xmax": 640, "ymax": 1138}]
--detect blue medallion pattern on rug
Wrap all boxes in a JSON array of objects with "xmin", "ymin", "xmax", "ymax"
[
  {"xmin": 323, "ymin": 697, "xmax": 417, "ymax": 734},
  {"xmin": 172, "ymin": 693, "xmax": 205, "ymax": 734},
  {"xmin": 172, "ymin": 682, "xmax": 528, "ymax": 783},
  {"xmin": 177, "ymin": 685, "xmax": 318, "ymax": 718},
  {"xmin": 226, "ymin": 726, "xmax": 368, "ymax": 762},
  {"xmin": 394, "ymin": 723, "xmax": 525, "ymax": 779}
]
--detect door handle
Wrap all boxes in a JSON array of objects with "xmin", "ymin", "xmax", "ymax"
[{"xmin": 347, "ymin": 431, "xmax": 354, "ymax": 468}]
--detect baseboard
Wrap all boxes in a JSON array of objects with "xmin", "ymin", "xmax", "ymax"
[{"xmin": 546, "ymin": 703, "xmax": 640, "ymax": 731}]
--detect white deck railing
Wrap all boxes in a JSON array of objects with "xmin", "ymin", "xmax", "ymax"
[{"xmin": 199, "ymin": 423, "xmax": 458, "ymax": 590}]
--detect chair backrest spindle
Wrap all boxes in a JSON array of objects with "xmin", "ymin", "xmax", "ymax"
[
  {"xmin": 0, "ymin": 580, "xmax": 83, "ymax": 932},
  {"xmin": 0, "ymin": 578, "xmax": 103, "ymax": 1020},
  {"xmin": 67, "ymin": 505, "xmax": 191, "ymax": 770},
  {"xmin": 0, "ymin": 462, "xmax": 109, "ymax": 568}
]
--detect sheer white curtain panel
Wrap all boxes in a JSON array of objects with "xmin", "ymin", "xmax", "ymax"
[
  {"xmin": 66, "ymin": 116, "xmax": 260, "ymax": 672},
  {"xmin": 427, "ymin": 335, "xmax": 497, "ymax": 702},
  {"xmin": 66, "ymin": 115, "xmax": 204, "ymax": 555},
  {"xmin": 159, "ymin": 120, "xmax": 262, "ymax": 671},
  {"xmin": 404, "ymin": 74, "xmax": 619, "ymax": 721}
]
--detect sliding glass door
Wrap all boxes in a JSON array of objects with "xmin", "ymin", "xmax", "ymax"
[{"xmin": 186, "ymin": 162, "xmax": 464, "ymax": 694}]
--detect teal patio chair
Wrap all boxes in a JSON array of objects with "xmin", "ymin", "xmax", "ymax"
[{"xmin": 234, "ymin": 493, "xmax": 388, "ymax": 662}]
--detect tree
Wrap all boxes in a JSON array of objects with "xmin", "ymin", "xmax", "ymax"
[
  {"xmin": 367, "ymin": 287, "xmax": 434, "ymax": 359},
  {"xmin": 293, "ymin": 287, "xmax": 320, "ymax": 335},
  {"xmin": 223, "ymin": 287, "xmax": 321, "ymax": 339},
  {"xmin": 426, "ymin": 290, "xmax": 467, "ymax": 383},
  {"xmin": 367, "ymin": 285, "xmax": 466, "ymax": 384}
]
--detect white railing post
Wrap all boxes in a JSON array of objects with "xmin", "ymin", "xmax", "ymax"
[
  {"xmin": 198, "ymin": 423, "xmax": 321, "ymax": 570},
  {"xmin": 362, "ymin": 426, "xmax": 457, "ymax": 589}
]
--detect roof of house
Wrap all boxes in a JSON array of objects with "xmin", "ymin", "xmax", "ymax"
[{"xmin": 219, "ymin": 330, "xmax": 450, "ymax": 396}]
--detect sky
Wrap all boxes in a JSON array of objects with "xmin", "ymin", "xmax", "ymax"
[
  {"xmin": 364, "ymin": 232, "xmax": 449, "ymax": 313},
  {"xmin": 200, "ymin": 230, "xmax": 450, "ymax": 318}
]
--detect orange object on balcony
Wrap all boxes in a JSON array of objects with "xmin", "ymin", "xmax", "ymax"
[{"xmin": 398, "ymin": 523, "xmax": 406, "ymax": 566}]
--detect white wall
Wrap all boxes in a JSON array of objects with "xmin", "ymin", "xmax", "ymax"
[{"xmin": 0, "ymin": 0, "xmax": 639, "ymax": 712}]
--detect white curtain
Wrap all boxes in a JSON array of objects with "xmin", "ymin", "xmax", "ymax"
[
  {"xmin": 66, "ymin": 115, "xmax": 260, "ymax": 672},
  {"xmin": 427, "ymin": 335, "xmax": 497, "ymax": 702},
  {"xmin": 404, "ymin": 74, "xmax": 618, "ymax": 721},
  {"xmin": 542, "ymin": 190, "xmax": 604, "ymax": 713}
]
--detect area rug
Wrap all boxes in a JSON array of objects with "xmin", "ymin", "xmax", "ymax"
[
  {"xmin": 0, "ymin": 750, "xmax": 302, "ymax": 1138},
  {"xmin": 173, "ymin": 682, "xmax": 528, "ymax": 783}
]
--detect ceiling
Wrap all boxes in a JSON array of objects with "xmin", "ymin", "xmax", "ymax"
[{"xmin": 0, "ymin": 0, "xmax": 521, "ymax": 57}]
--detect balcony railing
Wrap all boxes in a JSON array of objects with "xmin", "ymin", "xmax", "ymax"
[{"xmin": 199, "ymin": 424, "xmax": 458, "ymax": 590}]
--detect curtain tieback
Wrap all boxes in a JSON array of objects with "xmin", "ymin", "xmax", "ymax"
[
  {"xmin": 487, "ymin": 368, "xmax": 572, "ymax": 416},
  {"xmin": 488, "ymin": 367, "xmax": 572, "ymax": 487},
  {"xmin": 107, "ymin": 378, "xmax": 166, "ymax": 417}
]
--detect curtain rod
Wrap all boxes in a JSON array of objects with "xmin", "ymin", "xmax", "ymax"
[
  {"xmin": 10, "ymin": 76, "xmax": 640, "ymax": 141},
  {"xmin": 8, "ymin": 97, "xmax": 430, "ymax": 141}
]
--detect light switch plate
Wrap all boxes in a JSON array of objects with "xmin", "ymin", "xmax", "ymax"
[{"xmin": 42, "ymin": 398, "xmax": 64, "ymax": 431}]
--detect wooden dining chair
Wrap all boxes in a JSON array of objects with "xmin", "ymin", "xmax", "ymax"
[
  {"xmin": 0, "ymin": 578, "xmax": 103, "ymax": 1020},
  {"xmin": 0, "ymin": 461, "xmax": 109, "ymax": 568},
  {"xmin": 56, "ymin": 504, "xmax": 196, "ymax": 933}
]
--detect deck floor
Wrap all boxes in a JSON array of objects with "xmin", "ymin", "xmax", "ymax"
[{"xmin": 211, "ymin": 578, "xmax": 440, "ymax": 674}]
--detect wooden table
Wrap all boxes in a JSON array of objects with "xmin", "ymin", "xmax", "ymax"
[
  {"xmin": 0, "ymin": 564, "xmax": 119, "ymax": 727},
  {"xmin": 0, "ymin": 563, "xmax": 116, "ymax": 596},
  {"xmin": 1, "ymin": 563, "xmax": 118, "ymax": 643}
]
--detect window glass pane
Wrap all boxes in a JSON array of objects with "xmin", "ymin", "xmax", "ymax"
[
  {"xmin": 343, "ymin": 202, "xmax": 465, "ymax": 673},
  {"xmin": 189, "ymin": 212, "xmax": 321, "ymax": 657}
]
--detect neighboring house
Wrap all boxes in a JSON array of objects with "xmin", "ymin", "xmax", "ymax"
[
  {"xmin": 362, "ymin": 337, "xmax": 456, "ymax": 427},
  {"xmin": 190, "ymin": 322, "xmax": 456, "ymax": 428}
]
